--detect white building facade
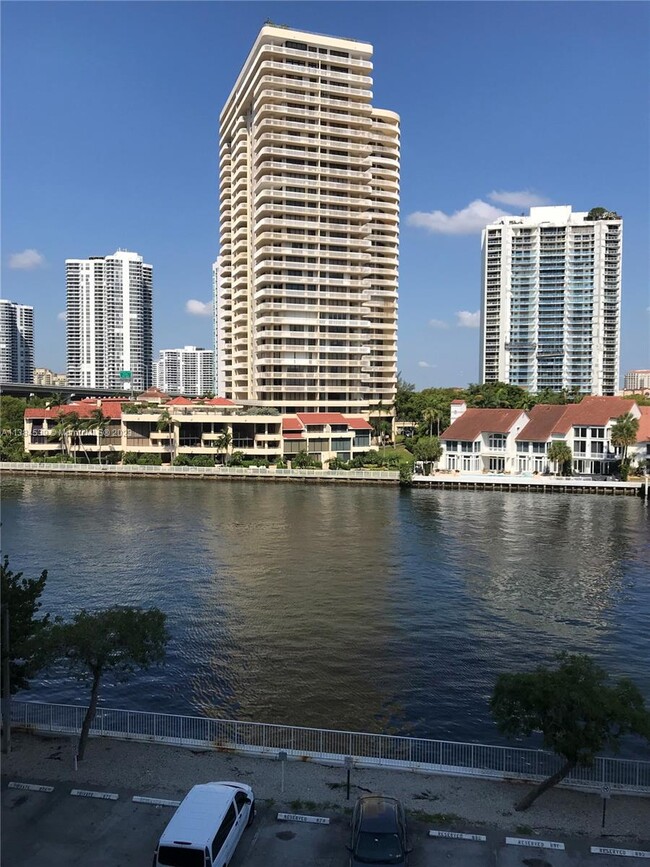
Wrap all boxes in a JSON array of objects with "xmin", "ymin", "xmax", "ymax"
[
  {"xmin": 66, "ymin": 249, "xmax": 153, "ymax": 391},
  {"xmin": 480, "ymin": 206, "xmax": 622, "ymax": 395},
  {"xmin": 153, "ymin": 346, "xmax": 215, "ymax": 396},
  {"xmin": 216, "ymin": 25, "xmax": 400, "ymax": 415},
  {"xmin": 0, "ymin": 299, "xmax": 34, "ymax": 383},
  {"xmin": 624, "ymin": 370, "xmax": 650, "ymax": 392}
]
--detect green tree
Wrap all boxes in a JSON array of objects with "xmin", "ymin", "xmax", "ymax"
[
  {"xmin": 47, "ymin": 607, "xmax": 168, "ymax": 760},
  {"xmin": 490, "ymin": 653, "xmax": 650, "ymax": 811},
  {"xmin": 610, "ymin": 412, "xmax": 639, "ymax": 464},
  {"xmin": 547, "ymin": 441, "xmax": 572, "ymax": 476},
  {"xmin": 413, "ymin": 436, "xmax": 442, "ymax": 472},
  {"xmin": 292, "ymin": 450, "xmax": 320, "ymax": 469},
  {"xmin": 0, "ymin": 396, "xmax": 27, "ymax": 431},
  {"xmin": 1, "ymin": 556, "xmax": 50, "ymax": 695},
  {"xmin": 215, "ymin": 430, "xmax": 233, "ymax": 466},
  {"xmin": 156, "ymin": 409, "xmax": 174, "ymax": 461},
  {"xmin": 0, "ymin": 429, "xmax": 28, "ymax": 462},
  {"xmin": 422, "ymin": 405, "xmax": 443, "ymax": 437},
  {"xmin": 48, "ymin": 412, "xmax": 78, "ymax": 461},
  {"xmin": 85, "ymin": 408, "xmax": 110, "ymax": 465}
]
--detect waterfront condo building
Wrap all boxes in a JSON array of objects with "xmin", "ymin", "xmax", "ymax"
[
  {"xmin": 480, "ymin": 206, "xmax": 622, "ymax": 395},
  {"xmin": 66, "ymin": 249, "xmax": 153, "ymax": 391},
  {"xmin": 33, "ymin": 367, "xmax": 67, "ymax": 387},
  {"xmin": 0, "ymin": 299, "xmax": 34, "ymax": 383},
  {"xmin": 216, "ymin": 25, "xmax": 400, "ymax": 415},
  {"xmin": 153, "ymin": 346, "xmax": 215, "ymax": 396},
  {"xmin": 623, "ymin": 369, "xmax": 650, "ymax": 394}
]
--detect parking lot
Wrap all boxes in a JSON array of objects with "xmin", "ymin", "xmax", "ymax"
[{"xmin": 2, "ymin": 778, "xmax": 649, "ymax": 866}]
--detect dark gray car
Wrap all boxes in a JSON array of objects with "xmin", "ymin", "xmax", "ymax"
[{"xmin": 348, "ymin": 795, "xmax": 411, "ymax": 866}]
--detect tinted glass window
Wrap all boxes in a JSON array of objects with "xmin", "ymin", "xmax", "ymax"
[
  {"xmin": 211, "ymin": 804, "xmax": 237, "ymax": 859},
  {"xmin": 158, "ymin": 846, "xmax": 204, "ymax": 867},
  {"xmin": 234, "ymin": 792, "xmax": 248, "ymax": 811},
  {"xmin": 355, "ymin": 832, "xmax": 403, "ymax": 863}
]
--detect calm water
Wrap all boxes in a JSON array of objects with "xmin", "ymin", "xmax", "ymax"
[{"xmin": 3, "ymin": 476, "xmax": 650, "ymax": 756}]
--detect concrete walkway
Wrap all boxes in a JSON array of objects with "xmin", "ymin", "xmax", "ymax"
[{"xmin": 3, "ymin": 732, "xmax": 648, "ymax": 844}]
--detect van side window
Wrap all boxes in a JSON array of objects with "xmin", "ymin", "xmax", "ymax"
[
  {"xmin": 211, "ymin": 803, "xmax": 237, "ymax": 860},
  {"xmin": 234, "ymin": 791, "xmax": 248, "ymax": 812}
]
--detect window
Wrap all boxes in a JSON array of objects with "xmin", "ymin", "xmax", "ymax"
[
  {"xmin": 211, "ymin": 804, "xmax": 237, "ymax": 860},
  {"xmin": 532, "ymin": 442, "xmax": 547, "ymax": 454},
  {"xmin": 488, "ymin": 434, "xmax": 506, "ymax": 450},
  {"xmin": 517, "ymin": 442, "xmax": 529, "ymax": 453},
  {"xmin": 157, "ymin": 847, "xmax": 204, "ymax": 867},
  {"xmin": 234, "ymin": 791, "xmax": 249, "ymax": 812}
]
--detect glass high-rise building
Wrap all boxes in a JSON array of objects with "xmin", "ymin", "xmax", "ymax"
[
  {"xmin": 480, "ymin": 206, "xmax": 622, "ymax": 395},
  {"xmin": 66, "ymin": 249, "xmax": 153, "ymax": 391},
  {"xmin": 216, "ymin": 25, "xmax": 400, "ymax": 414}
]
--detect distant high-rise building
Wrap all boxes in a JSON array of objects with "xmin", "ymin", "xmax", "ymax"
[
  {"xmin": 216, "ymin": 25, "xmax": 400, "ymax": 414},
  {"xmin": 480, "ymin": 206, "xmax": 622, "ymax": 395},
  {"xmin": 33, "ymin": 367, "xmax": 67, "ymax": 388},
  {"xmin": 153, "ymin": 346, "xmax": 215, "ymax": 396},
  {"xmin": 66, "ymin": 249, "xmax": 153, "ymax": 391},
  {"xmin": 212, "ymin": 257, "xmax": 220, "ymax": 393},
  {"xmin": 0, "ymin": 299, "xmax": 34, "ymax": 383},
  {"xmin": 624, "ymin": 370, "xmax": 650, "ymax": 392}
]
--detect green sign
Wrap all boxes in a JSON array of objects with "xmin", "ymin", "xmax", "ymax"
[{"xmin": 119, "ymin": 370, "xmax": 132, "ymax": 380}]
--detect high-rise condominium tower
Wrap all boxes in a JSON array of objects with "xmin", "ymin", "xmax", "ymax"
[
  {"xmin": 66, "ymin": 249, "xmax": 153, "ymax": 391},
  {"xmin": 480, "ymin": 206, "xmax": 622, "ymax": 395},
  {"xmin": 153, "ymin": 346, "xmax": 215, "ymax": 396},
  {"xmin": 0, "ymin": 299, "xmax": 34, "ymax": 383},
  {"xmin": 216, "ymin": 25, "xmax": 400, "ymax": 414}
]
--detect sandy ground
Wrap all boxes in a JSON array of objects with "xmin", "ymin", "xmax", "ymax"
[{"xmin": 3, "ymin": 732, "xmax": 649, "ymax": 844}]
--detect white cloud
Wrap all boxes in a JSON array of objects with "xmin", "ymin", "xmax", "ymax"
[
  {"xmin": 456, "ymin": 310, "xmax": 480, "ymax": 328},
  {"xmin": 9, "ymin": 248, "xmax": 46, "ymax": 269},
  {"xmin": 57, "ymin": 311, "xmax": 67, "ymax": 322},
  {"xmin": 418, "ymin": 361, "xmax": 436, "ymax": 368},
  {"xmin": 408, "ymin": 200, "xmax": 508, "ymax": 235},
  {"xmin": 186, "ymin": 299, "xmax": 213, "ymax": 316},
  {"xmin": 488, "ymin": 189, "xmax": 550, "ymax": 208},
  {"xmin": 428, "ymin": 318, "xmax": 449, "ymax": 329}
]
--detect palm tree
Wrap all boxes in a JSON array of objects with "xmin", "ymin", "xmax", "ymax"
[
  {"xmin": 86, "ymin": 408, "xmax": 110, "ymax": 464},
  {"xmin": 156, "ymin": 409, "xmax": 174, "ymax": 462},
  {"xmin": 215, "ymin": 430, "xmax": 232, "ymax": 466},
  {"xmin": 422, "ymin": 405, "xmax": 442, "ymax": 437},
  {"xmin": 610, "ymin": 412, "xmax": 639, "ymax": 464},
  {"xmin": 547, "ymin": 441, "xmax": 572, "ymax": 477},
  {"xmin": 48, "ymin": 412, "xmax": 78, "ymax": 462}
]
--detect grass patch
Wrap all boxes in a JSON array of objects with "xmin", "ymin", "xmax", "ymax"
[
  {"xmin": 304, "ymin": 800, "xmax": 317, "ymax": 811},
  {"xmin": 409, "ymin": 810, "xmax": 464, "ymax": 826},
  {"xmin": 289, "ymin": 799, "xmax": 303, "ymax": 811},
  {"xmin": 516, "ymin": 824, "xmax": 534, "ymax": 836},
  {"xmin": 265, "ymin": 798, "xmax": 275, "ymax": 808}
]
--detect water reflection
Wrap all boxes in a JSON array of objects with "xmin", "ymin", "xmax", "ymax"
[{"xmin": 2, "ymin": 477, "xmax": 648, "ymax": 754}]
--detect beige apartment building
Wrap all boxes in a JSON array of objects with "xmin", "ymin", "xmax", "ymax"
[{"xmin": 216, "ymin": 25, "xmax": 400, "ymax": 416}]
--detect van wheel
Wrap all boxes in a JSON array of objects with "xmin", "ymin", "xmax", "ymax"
[{"xmin": 246, "ymin": 800, "xmax": 255, "ymax": 828}]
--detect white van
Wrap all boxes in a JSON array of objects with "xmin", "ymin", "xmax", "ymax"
[{"xmin": 153, "ymin": 781, "xmax": 255, "ymax": 867}]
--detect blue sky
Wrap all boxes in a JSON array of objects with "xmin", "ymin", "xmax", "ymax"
[{"xmin": 2, "ymin": 1, "xmax": 648, "ymax": 389}]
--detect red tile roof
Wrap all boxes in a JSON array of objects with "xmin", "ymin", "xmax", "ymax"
[
  {"xmin": 25, "ymin": 399, "xmax": 126, "ymax": 420},
  {"xmin": 346, "ymin": 417, "xmax": 373, "ymax": 430},
  {"xmin": 450, "ymin": 399, "xmax": 466, "ymax": 405},
  {"xmin": 296, "ymin": 412, "xmax": 348, "ymax": 426},
  {"xmin": 167, "ymin": 396, "xmax": 194, "ymax": 405},
  {"xmin": 282, "ymin": 416, "xmax": 303, "ymax": 432},
  {"xmin": 199, "ymin": 397, "xmax": 236, "ymax": 406},
  {"xmin": 564, "ymin": 396, "xmax": 637, "ymax": 426},
  {"xmin": 137, "ymin": 387, "xmax": 169, "ymax": 400},
  {"xmin": 441, "ymin": 408, "xmax": 525, "ymax": 440},
  {"xmin": 637, "ymin": 406, "xmax": 650, "ymax": 443},
  {"xmin": 516, "ymin": 404, "xmax": 573, "ymax": 441}
]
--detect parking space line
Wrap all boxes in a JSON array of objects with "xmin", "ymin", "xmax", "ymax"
[
  {"xmin": 8, "ymin": 782, "xmax": 54, "ymax": 793},
  {"xmin": 591, "ymin": 846, "xmax": 650, "ymax": 859},
  {"xmin": 429, "ymin": 830, "xmax": 487, "ymax": 842},
  {"xmin": 132, "ymin": 796, "xmax": 181, "ymax": 807},
  {"xmin": 506, "ymin": 836, "xmax": 565, "ymax": 850},
  {"xmin": 70, "ymin": 789, "xmax": 119, "ymax": 801},
  {"xmin": 277, "ymin": 812, "xmax": 330, "ymax": 825}
]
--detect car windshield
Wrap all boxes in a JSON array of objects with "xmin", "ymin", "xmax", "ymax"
[{"xmin": 354, "ymin": 832, "xmax": 403, "ymax": 863}]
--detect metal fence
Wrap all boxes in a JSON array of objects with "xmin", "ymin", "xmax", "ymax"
[
  {"xmin": 11, "ymin": 701, "xmax": 649, "ymax": 794},
  {"xmin": 1, "ymin": 462, "xmax": 399, "ymax": 482}
]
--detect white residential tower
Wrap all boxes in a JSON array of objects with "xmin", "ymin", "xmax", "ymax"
[
  {"xmin": 153, "ymin": 346, "xmax": 215, "ymax": 396},
  {"xmin": 66, "ymin": 249, "xmax": 153, "ymax": 391},
  {"xmin": 216, "ymin": 25, "xmax": 400, "ymax": 414},
  {"xmin": 480, "ymin": 206, "xmax": 622, "ymax": 395},
  {"xmin": 0, "ymin": 299, "xmax": 34, "ymax": 383}
]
